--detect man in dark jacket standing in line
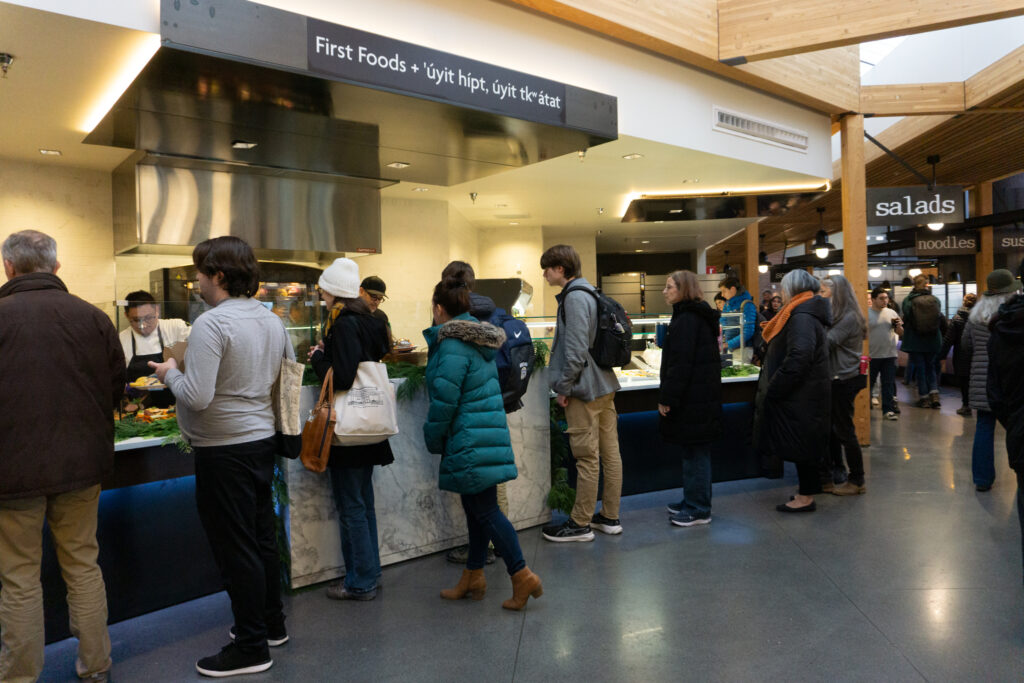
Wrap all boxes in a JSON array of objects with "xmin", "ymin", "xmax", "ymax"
[
  {"xmin": 987, "ymin": 288, "xmax": 1024, "ymax": 582},
  {"xmin": 540, "ymin": 245, "xmax": 622, "ymax": 542},
  {"xmin": 901, "ymin": 274, "xmax": 943, "ymax": 408},
  {"xmin": 0, "ymin": 230, "xmax": 125, "ymax": 682}
]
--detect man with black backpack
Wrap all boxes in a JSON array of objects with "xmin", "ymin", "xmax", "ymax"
[
  {"xmin": 901, "ymin": 274, "xmax": 943, "ymax": 408},
  {"xmin": 441, "ymin": 261, "xmax": 536, "ymax": 564},
  {"xmin": 540, "ymin": 244, "xmax": 625, "ymax": 543}
]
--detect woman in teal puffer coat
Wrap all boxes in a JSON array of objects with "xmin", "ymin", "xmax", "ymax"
[{"xmin": 424, "ymin": 273, "xmax": 542, "ymax": 611}]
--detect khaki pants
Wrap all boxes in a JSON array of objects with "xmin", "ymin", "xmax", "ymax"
[
  {"xmin": 564, "ymin": 392, "xmax": 622, "ymax": 526},
  {"xmin": 0, "ymin": 485, "xmax": 111, "ymax": 683}
]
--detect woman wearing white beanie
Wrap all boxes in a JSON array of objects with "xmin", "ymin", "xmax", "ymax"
[{"xmin": 310, "ymin": 258, "xmax": 394, "ymax": 600}]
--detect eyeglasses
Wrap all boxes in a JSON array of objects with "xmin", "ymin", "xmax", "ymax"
[
  {"xmin": 129, "ymin": 315, "xmax": 157, "ymax": 325},
  {"xmin": 369, "ymin": 294, "xmax": 384, "ymax": 303}
]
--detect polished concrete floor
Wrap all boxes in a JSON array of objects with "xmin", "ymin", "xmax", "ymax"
[{"xmin": 44, "ymin": 385, "xmax": 1023, "ymax": 682}]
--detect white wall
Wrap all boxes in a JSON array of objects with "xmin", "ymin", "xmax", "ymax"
[{"xmin": 24, "ymin": 0, "xmax": 832, "ymax": 179}]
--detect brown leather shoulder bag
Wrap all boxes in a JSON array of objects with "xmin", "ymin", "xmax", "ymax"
[{"xmin": 300, "ymin": 368, "xmax": 336, "ymax": 473}]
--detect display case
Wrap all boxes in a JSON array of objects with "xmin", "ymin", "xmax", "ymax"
[
  {"xmin": 523, "ymin": 314, "xmax": 671, "ymax": 351},
  {"xmin": 719, "ymin": 310, "xmax": 749, "ymax": 364}
]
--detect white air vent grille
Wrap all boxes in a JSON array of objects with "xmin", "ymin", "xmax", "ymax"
[{"xmin": 713, "ymin": 107, "xmax": 809, "ymax": 151}]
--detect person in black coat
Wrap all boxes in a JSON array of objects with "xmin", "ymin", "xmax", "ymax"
[
  {"xmin": 657, "ymin": 270, "xmax": 723, "ymax": 527},
  {"xmin": 754, "ymin": 269, "xmax": 831, "ymax": 513},
  {"xmin": 987, "ymin": 290, "xmax": 1024, "ymax": 582},
  {"xmin": 941, "ymin": 292, "xmax": 977, "ymax": 416},
  {"xmin": 309, "ymin": 258, "xmax": 394, "ymax": 601}
]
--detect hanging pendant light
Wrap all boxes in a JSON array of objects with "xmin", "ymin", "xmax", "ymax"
[{"xmin": 813, "ymin": 207, "xmax": 835, "ymax": 259}]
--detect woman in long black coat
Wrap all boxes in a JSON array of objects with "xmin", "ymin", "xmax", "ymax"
[
  {"xmin": 754, "ymin": 269, "xmax": 832, "ymax": 513},
  {"xmin": 658, "ymin": 270, "xmax": 722, "ymax": 527}
]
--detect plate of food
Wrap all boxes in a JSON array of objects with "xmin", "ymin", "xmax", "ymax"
[
  {"xmin": 393, "ymin": 339, "xmax": 417, "ymax": 353},
  {"xmin": 129, "ymin": 375, "xmax": 166, "ymax": 391}
]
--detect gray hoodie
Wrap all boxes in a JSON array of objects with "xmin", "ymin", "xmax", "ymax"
[{"xmin": 548, "ymin": 278, "xmax": 620, "ymax": 402}]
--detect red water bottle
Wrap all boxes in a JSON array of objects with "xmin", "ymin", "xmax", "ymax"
[{"xmin": 859, "ymin": 355, "xmax": 869, "ymax": 375}]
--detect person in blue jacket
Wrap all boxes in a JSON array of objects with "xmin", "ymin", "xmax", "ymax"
[
  {"xmin": 423, "ymin": 272, "xmax": 543, "ymax": 611},
  {"xmin": 719, "ymin": 276, "xmax": 758, "ymax": 361}
]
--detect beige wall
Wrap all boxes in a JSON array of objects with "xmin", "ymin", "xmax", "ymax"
[
  {"xmin": 0, "ymin": 159, "xmax": 115, "ymax": 315},
  {"xmin": 477, "ymin": 224, "xmax": 544, "ymax": 317},
  {"xmin": 356, "ymin": 197, "xmax": 480, "ymax": 344}
]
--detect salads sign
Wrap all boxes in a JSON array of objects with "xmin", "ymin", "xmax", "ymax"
[{"xmin": 867, "ymin": 185, "xmax": 965, "ymax": 226}]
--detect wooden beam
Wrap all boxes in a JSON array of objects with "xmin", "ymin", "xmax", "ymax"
[
  {"xmin": 831, "ymin": 114, "xmax": 955, "ymax": 180},
  {"xmin": 973, "ymin": 183, "xmax": 995, "ymax": 287},
  {"xmin": 860, "ymin": 83, "xmax": 965, "ymax": 116},
  {"xmin": 840, "ymin": 114, "xmax": 870, "ymax": 447},
  {"xmin": 718, "ymin": 0, "xmax": 1024, "ymax": 62},
  {"xmin": 501, "ymin": 0, "xmax": 859, "ymax": 114},
  {"xmin": 965, "ymin": 43, "xmax": 1024, "ymax": 108}
]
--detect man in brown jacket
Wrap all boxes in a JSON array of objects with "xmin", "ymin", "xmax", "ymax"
[{"xmin": 0, "ymin": 230, "xmax": 125, "ymax": 682}]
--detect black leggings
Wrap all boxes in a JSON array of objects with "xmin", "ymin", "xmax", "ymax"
[{"xmin": 829, "ymin": 377, "xmax": 866, "ymax": 485}]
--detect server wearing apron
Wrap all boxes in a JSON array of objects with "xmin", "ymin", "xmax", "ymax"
[{"xmin": 119, "ymin": 291, "xmax": 190, "ymax": 409}]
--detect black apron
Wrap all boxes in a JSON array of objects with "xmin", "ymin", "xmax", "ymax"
[{"xmin": 127, "ymin": 326, "xmax": 174, "ymax": 409}]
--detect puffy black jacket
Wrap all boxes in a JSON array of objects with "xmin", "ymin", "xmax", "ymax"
[
  {"xmin": 311, "ymin": 306, "xmax": 394, "ymax": 469},
  {"xmin": 987, "ymin": 294, "xmax": 1024, "ymax": 473},
  {"xmin": 0, "ymin": 273, "xmax": 126, "ymax": 500},
  {"xmin": 941, "ymin": 305, "xmax": 972, "ymax": 376},
  {"xmin": 658, "ymin": 300, "xmax": 722, "ymax": 445},
  {"xmin": 754, "ymin": 295, "xmax": 832, "ymax": 467}
]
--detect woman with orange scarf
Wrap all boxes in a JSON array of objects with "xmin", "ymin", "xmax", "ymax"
[{"xmin": 754, "ymin": 269, "xmax": 832, "ymax": 512}]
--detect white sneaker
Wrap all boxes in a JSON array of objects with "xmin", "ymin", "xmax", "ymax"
[
  {"xmin": 884, "ymin": 411, "xmax": 898, "ymax": 420},
  {"xmin": 871, "ymin": 397, "xmax": 880, "ymax": 407}
]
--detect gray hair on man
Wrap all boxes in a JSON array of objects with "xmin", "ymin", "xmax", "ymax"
[
  {"xmin": 780, "ymin": 269, "xmax": 820, "ymax": 301},
  {"xmin": 1, "ymin": 230, "xmax": 58, "ymax": 275}
]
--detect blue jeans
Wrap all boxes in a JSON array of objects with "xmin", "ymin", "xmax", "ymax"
[
  {"xmin": 460, "ymin": 487, "xmax": 526, "ymax": 575},
  {"xmin": 329, "ymin": 466, "xmax": 381, "ymax": 594},
  {"xmin": 678, "ymin": 443, "xmax": 712, "ymax": 517},
  {"xmin": 972, "ymin": 410, "xmax": 997, "ymax": 488},
  {"xmin": 870, "ymin": 357, "xmax": 897, "ymax": 414},
  {"xmin": 908, "ymin": 352, "xmax": 938, "ymax": 396}
]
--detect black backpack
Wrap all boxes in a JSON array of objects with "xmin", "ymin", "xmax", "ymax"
[
  {"xmin": 560, "ymin": 284, "xmax": 632, "ymax": 369},
  {"xmin": 487, "ymin": 308, "xmax": 535, "ymax": 413},
  {"xmin": 909, "ymin": 294, "xmax": 941, "ymax": 334}
]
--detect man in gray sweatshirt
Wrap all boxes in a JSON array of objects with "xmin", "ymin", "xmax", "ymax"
[
  {"xmin": 150, "ymin": 237, "xmax": 293, "ymax": 678},
  {"xmin": 540, "ymin": 245, "xmax": 622, "ymax": 543}
]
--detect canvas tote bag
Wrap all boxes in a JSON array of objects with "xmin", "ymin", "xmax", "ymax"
[
  {"xmin": 333, "ymin": 361, "xmax": 399, "ymax": 446},
  {"xmin": 300, "ymin": 368, "xmax": 336, "ymax": 473},
  {"xmin": 272, "ymin": 352, "xmax": 305, "ymax": 459}
]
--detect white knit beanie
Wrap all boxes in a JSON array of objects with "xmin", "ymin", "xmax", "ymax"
[{"xmin": 318, "ymin": 258, "xmax": 360, "ymax": 298}]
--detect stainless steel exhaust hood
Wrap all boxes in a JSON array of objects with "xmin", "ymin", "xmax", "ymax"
[{"xmin": 88, "ymin": 0, "xmax": 617, "ymax": 258}]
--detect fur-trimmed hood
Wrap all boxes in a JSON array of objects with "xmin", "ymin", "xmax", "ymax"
[
  {"xmin": 436, "ymin": 318, "xmax": 506, "ymax": 349},
  {"xmin": 424, "ymin": 313, "xmax": 506, "ymax": 361}
]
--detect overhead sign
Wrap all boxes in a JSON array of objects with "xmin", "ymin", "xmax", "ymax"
[
  {"xmin": 915, "ymin": 230, "xmax": 978, "ymax": 256},
  {"xmin": 995, "ymin": 227, "xmax": 1024, "ymax": 253},
  {"xmin": 308, "ymin": 19, "xmax": 570, "ymax": 128},
  {"xmin": 867, "ymin": 185, "xmax": 965, "ymax": 226}
]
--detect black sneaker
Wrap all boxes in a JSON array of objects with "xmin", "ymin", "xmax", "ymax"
[
  {"xmin": 666, "ymin": 500, "xmax": 685, "ymax": 515},
  {"xmin": 541, "ymin": 518, "xmax": 595, "ymax": 543},
  {"xmin": 590, "ymin": 513, "xmax": 623, "ymax": 535},
  {"xmin": 196, "ymin": 643, "xmax": 272, "ymax": 678},
  {"xmin": 670, "ymin": 512, "xmax": 711, "ymax": 527},
  {"xmin": 229, "ymin": 625, "xmax": 288, "ymax": 647},
  {"xmin": 326, "ymin": 582, "xmax": 376, "ymax": 601}
]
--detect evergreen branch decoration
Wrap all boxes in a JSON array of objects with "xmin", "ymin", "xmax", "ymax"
[
  {"xmin": 271, "ymin": 462, "xmax": 292, "ymax": 591},
  {"xmin": 532, "ymin": 339, "xmax": 549, "ymax": 370},
  {"xmin": 547, "ymin": 398, "xmax": 575, "ymax": 515},
  {"xmin": 386, "ymin": 361, "xmax": 427, "ymax": 401}
]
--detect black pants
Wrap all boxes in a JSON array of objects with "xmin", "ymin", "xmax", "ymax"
[
  {"xmin": 829, "ymin": 376, "xmax": 866, "ymax": 485},
  {"xmin": 796, "ymin": 461, "xmax": 822, "ymax": 496},
  {"xmin": 194, "ymin": 437, "xmax": 283, "ymax": 656}
]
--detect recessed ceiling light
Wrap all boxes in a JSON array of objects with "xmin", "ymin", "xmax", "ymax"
[
  {"xmin": 641, "ymin": 240, "xmax": 650, "ymax": 244},
  {"xmin": 231, "ymin": 140, "xmax": 257, "ymax": 150},
  {"xmin": 495, "ymin": 203, "xmax": 508, "ymax": 208},
  {"xmin": 622, "ymin": 153, "xmax": 643, "ymax": 160},
  {"xmin": 635, "ymin": 249, "xmax": 644, "ymax": 253},
  {"xmin": 38, "ymin": 149, "xmax": 62, "ymax": 156},
  {"xmin": 509, "ymin": 221, "xmax": 519, "ymax": 225},
  {"xmin": 412, "ymin": 187, "xmax": 429, "ymax": 192},
  {"xmin": 669, "ymin": 209, "xmax": 683, "ymax": 214},
  {"xmin": 386, "ymin": 161, "xmax": 410, "ymax": 169}
]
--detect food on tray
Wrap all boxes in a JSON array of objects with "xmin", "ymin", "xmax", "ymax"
[
  {"xmin": 721, "ymin": 364, "xmax": 759, "ymax": 377},
  {"xmin": 135, "ymin": 407, "xmax": 175, "ymax": 423},
  {"xmin": 615, "ymin": 368, "xmax": 657, "ymax": 378},
  {"xmin": 130, "ymin": 375, "xmax": 163, "ymax": 388}
]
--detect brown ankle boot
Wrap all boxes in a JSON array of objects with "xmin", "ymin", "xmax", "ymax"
[
  {"xmin": 440, "ymin": 569, "xmax": 486, "ymax": 600},
  {"xmin": 501, "ymin": 567, "xmax": 543, "ymax": 611}
]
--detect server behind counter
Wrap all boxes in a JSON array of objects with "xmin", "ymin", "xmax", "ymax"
[{"xmin": 119, "ymin": 290, "xmax": 190, "ymax": 407}]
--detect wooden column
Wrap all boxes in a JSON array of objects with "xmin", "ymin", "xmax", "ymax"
[
  {"xmin": 744, "ymin": 222, "xmax": 760, "ymax": 297},
  {"xmin": 973, "ymin": 182, "xmax": 994, "ymax": 287},
  {"xmin": 840, "ymin": 114, "xmax": 870, "ymax": 447}
]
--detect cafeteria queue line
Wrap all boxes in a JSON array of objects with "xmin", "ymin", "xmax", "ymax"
[{"xmin": 3, "ymin": 230, "xmax": 1024, "ymax": 681}]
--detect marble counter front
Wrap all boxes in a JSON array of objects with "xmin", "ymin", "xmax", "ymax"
[{"xmin": 282, "ymin": 369, "xmax": 553, "ymax": 588}]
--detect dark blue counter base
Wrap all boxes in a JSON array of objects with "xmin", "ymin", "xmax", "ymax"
[
  {"xmin": 566, "ymin": 402, "xmax": 758, "ymax": 498},
  {"xmin": 42, "ymin": 476, "xmax": 222, "ymax": 644}
]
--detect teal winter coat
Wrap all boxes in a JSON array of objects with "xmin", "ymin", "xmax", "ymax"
[{"xmin": 423, "ymin": 313, "xmax": 518, "ymax": 494}]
